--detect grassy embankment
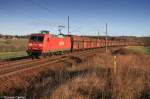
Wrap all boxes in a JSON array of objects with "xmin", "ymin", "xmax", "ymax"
[
  {"xmin": 0, "ymin": 38, "xmax": 28, "ymax": 59},
  {"xmin": 126, "ymin": 46, "xmax": 150, "ymax": 54}
]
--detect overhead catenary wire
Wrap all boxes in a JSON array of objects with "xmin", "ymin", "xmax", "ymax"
[
  {"xmin": 1, "ymin": 0, "xmax": 64, "ymax": 25},
  {"xmin": 0, "ymin": 7, "xmax": 13, "ymax": 17},
  {"xmin": 28, "ymin": 0, "xmax": 60, "ymax": 17},
  {"xmin": 0, "ymin": 3, "xmax": 66, "ymax": 35},
  {"xmin": 0, "ymin": 0, "xmax": 77, "ymax": 35},
  {"xmin": 26, "ymin": 0, "xmax": 71, "ymax": 31},
  {"xmin": 0, "ymin": 6, "xmax": 46, "ymax": 22}
]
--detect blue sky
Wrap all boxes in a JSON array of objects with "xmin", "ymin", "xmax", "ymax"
[{"xmin": 0, "ymin": 0, "xmax": 149, "ymax": 36}]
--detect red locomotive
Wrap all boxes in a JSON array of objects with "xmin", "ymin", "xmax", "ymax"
[
  {"xmin": 26, "ymin": 31, "xmax": 140, "ymax": 57},
  {"xmin": 27, "ymin": 31, "xmax": 71, "ymax": 57}
]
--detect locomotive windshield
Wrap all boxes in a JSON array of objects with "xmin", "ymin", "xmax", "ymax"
[{"xmin": 30, "ymin": 36, "xmax": 44, "ymax": 42}]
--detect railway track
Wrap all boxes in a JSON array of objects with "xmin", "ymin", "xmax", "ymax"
[
  {"xmin": 0, "ymin": 49, "xmax": 97, "ymax": 78},
  {"xmin": 0, "ymin": 57, "xmax": 31, "ymax": 67},
  {"xmin": 0, "ymin": 58, "xmax": 36, "ymax": 68}
]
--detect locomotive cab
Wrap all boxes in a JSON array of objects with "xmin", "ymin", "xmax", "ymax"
[
  {"xmin": 27, "ymin": 34, "xmax": 44, "ymax": 56},
  {"xmin": 26, "ymin": 31, "xmax": 50, "ymax": 57}
]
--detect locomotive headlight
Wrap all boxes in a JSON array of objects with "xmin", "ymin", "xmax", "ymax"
[
  {"xmin": 39, "ymin": 44, "xmax": 43, "ymax": 47},
  {"xmin": 28, "ymin": 43, "xmax": 32, "ymax": 46}
]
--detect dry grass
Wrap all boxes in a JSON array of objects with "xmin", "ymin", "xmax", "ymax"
[
  {"xmin": 0, "ymin": 47, "xmax": 149, "ymax": 99},
  {"xmin": 0, "ymin": 38, "xmax": 28, "ymax": 52},
  {"xmin": 49, "ymin": 47, "xmax": 150, "ymax": 99},
  {"xmin": 50, "ymin": 72, "xmax": 108, "ymax": 99}
]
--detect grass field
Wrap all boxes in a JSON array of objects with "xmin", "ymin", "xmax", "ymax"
[
  {"xmin": 126, "ymin": 46, "xmax": 150, "ymax": 54},
  {"xmin": 0, "ymin": 51, "xmax": 27, "ymax": 59},
  {"xmin": 0, "ymin": 38, "xmax": 28, "ymax": 59}
]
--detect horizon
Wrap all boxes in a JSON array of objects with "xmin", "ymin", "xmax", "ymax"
[
  {"xmin": 0, "ymin": 0, "xmax": 150, "ymax": 37},
  {"xmin": 0, "ymin": 32, "xmax": 149, "ymax": 38}
]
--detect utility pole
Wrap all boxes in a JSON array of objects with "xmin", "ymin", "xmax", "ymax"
[
  {"xmin": 68, "ymin": 16, "xmax": 70, "ymax": 35},
  {"xmin": 105, "ymin": 23, "xmax": 108, "ymax": 53}
]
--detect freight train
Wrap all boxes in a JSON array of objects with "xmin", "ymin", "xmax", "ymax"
[{"xmin": 26, "ymin": 31, "xmax": 141, "ymax": 57}]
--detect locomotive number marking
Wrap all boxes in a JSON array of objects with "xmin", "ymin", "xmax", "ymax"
[{"xmin": 59, "ymin": 41, "xmax": 64, "ymax": 46}]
